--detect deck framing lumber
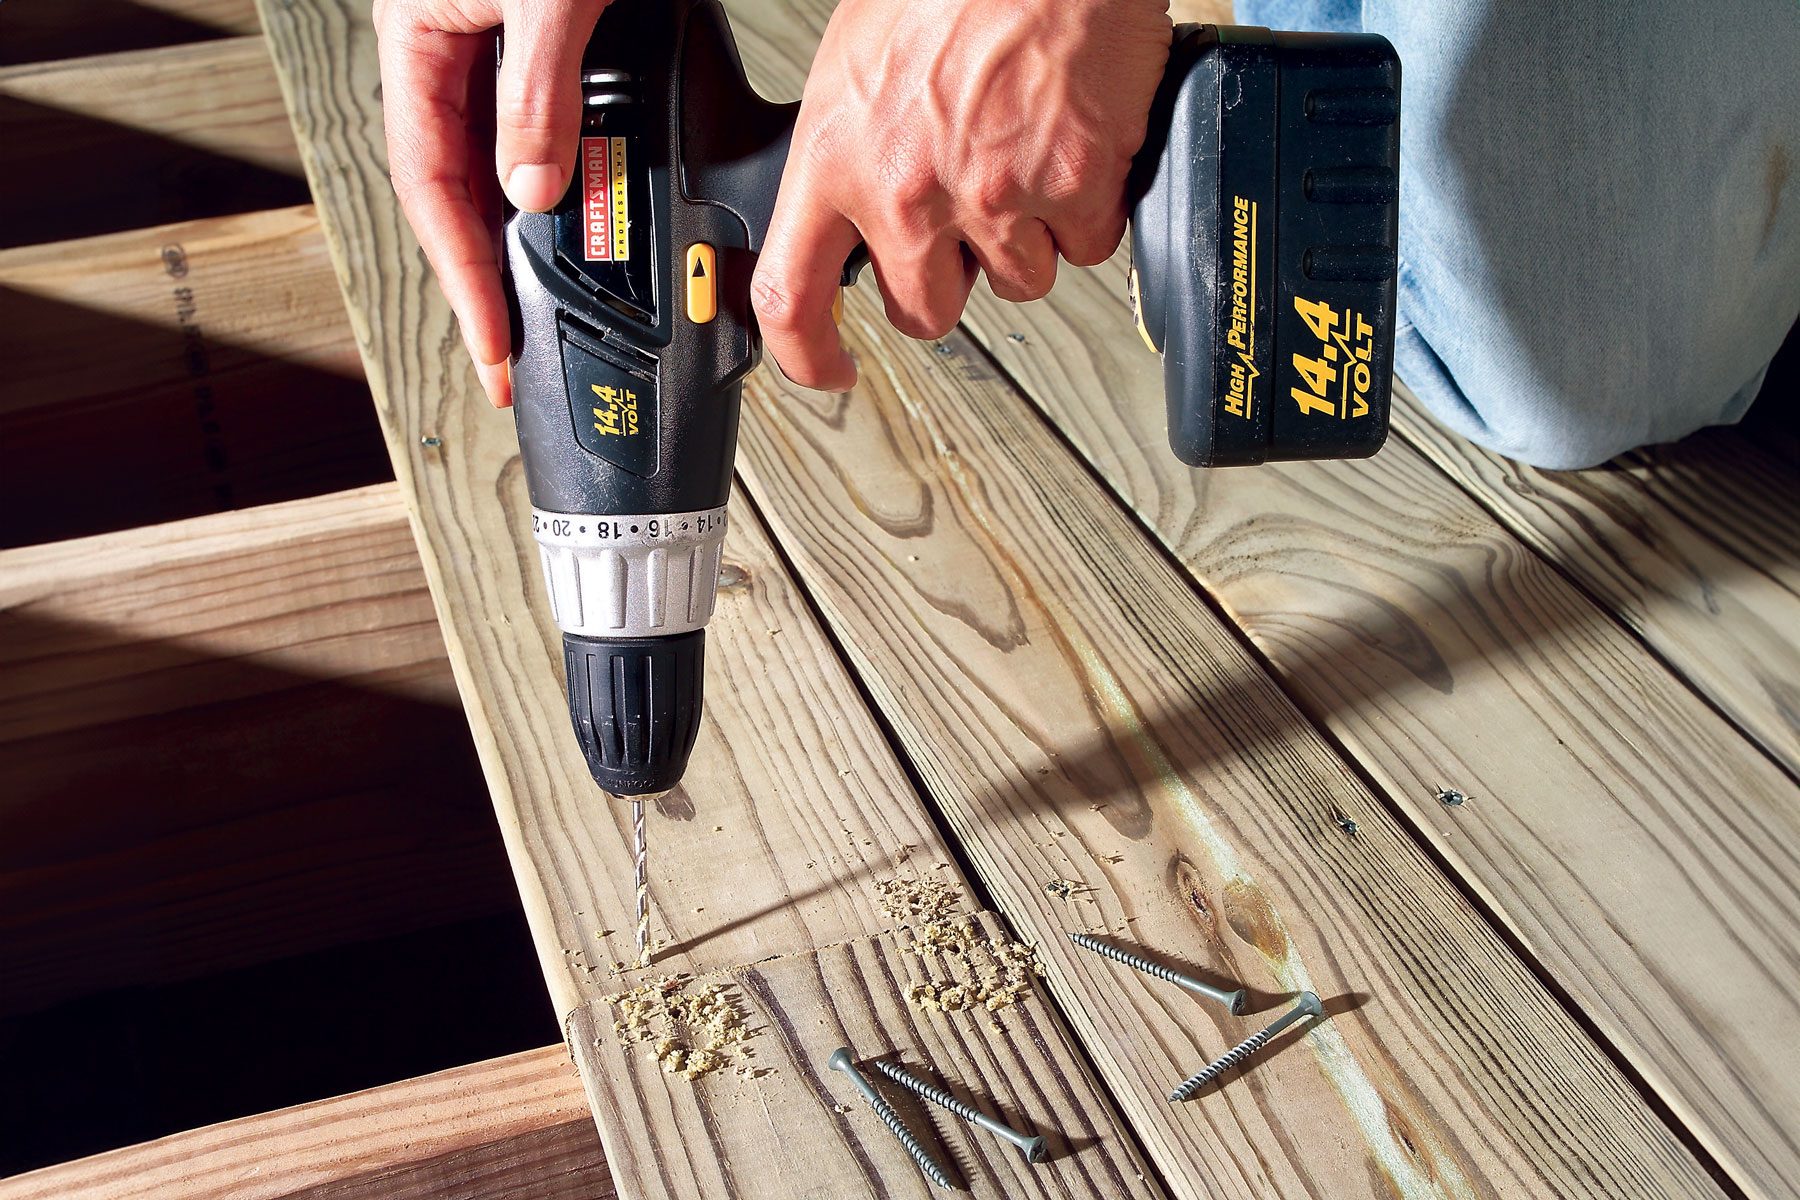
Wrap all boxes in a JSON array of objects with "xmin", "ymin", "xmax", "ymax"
[
  {"xmin": 0, "ymin": 36, "xmax": 308, "ymax": 246},
  {"xmin": 0, "ymin": 1046, "xmax": 613, "ymax": 1200},
  {"xmin": 0, "ymin": 207, "xmax": 386, "ymax": 544},
  {"xmin": 0, "ymin": 484, "xmax": 517, "ymax": 1012},
  {"xmin": 0, "ymin": 1, "xmax": 263, "ymax": 67}
]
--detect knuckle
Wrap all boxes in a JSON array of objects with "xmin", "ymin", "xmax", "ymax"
[
  {"xmin": 750, "ymin": 275, "xmax": 806, "ymax": 332},
  {"xmin": 496, "ymin": 88, "xmax": 563, "ymax": 139},
  {"xmin": 966, "ymin": 171, "xmax": 1024, "ymax": 224},
  {"xmin": 1039, "ymin": 136, "xmax": 1103, "ymax": 203}
]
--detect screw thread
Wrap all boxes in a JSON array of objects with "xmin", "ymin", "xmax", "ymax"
[
  {"xmin": 1068, "ymin": 932, "xmax": 1181, "ymax": 985},
  {"xmin": 873, "ymin": 1059, "xmax": 982, "ymax": 1123},
  {"xmin": 867, "ymin": 1094, "xmax": 952, "ymax": 1188},
  {"xmin": 1170, "ymin": 1027, "xmax": 1274, "ymax": 1101}
]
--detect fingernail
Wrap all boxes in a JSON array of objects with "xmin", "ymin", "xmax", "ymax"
[
  {"xmin": 505, "ymin": 163, "xmax": 565, "ymax": 213},
  {"xmin": 477, "ymin": 358, "xmax": 513, "ymax": 408}
]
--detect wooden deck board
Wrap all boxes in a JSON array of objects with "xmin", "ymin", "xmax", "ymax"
[
  {"xmin": 0, "ymin": 1046, "xmax": 613, "ymax": 1200},
  {"xmin": 576, "ymin": 914, "xmax": 1162, "ymax": 1200},
  {"xmin": 1392, "ymin": 387, "xmax": 1800, "ymax": 782},
  {"xmin": 731, "ymin": 280, "xmax": 1724, "ymax": 1197},
  {"xmin": 957, "ymin": 255, "xmax": 1800, "ymax": 1199},
  {"xmin": 252, "ymin": 4, "xmax": 1163, "ymax": 1196},
  {"xmin": 251, "ymin": 0, "xmax": 1781, "ymax": 1195}
]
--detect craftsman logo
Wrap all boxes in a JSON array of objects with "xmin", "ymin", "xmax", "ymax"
[
  {"xmin": 1223, "ymin": 195, "xmax": 1260, "ymax": 421},
  {"xmin": 581, "ymin": 136, "xmax": 631, "ymax": 262},
  {"xmin": 591, "ymin": 383, "xmax": 640, "ymax": 438},
  {"xmin": 1288, "ymin": 295, "xmax": 1374, "ymax": 420}
]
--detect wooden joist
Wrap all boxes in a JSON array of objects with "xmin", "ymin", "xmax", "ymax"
[
  {"xmin": 0, "ymin": 207, "xmax": 387, "ymax": 545},
  {"xmin": 0, "ymin": 485, "xmax": 517, "ymax": 1016},
  {"xmin": 0, "ymin": 36, "xmax": 308, "ymax": 247},
  {"xmin": 957, "ymin": 256, "xmax": 1800, "ymax": 1199},
  {"xmin": 0, "ymin": 1, "xmax": 263, "ymax": 67},
  {"xmin": 0, "ymin": 1046, "xmax": 613, "ymax": 1200}
]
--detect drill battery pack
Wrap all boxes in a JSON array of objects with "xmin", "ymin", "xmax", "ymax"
[{"xmin": 1129, "ymin": 25, "xmax": 1401, "ymax": 467}]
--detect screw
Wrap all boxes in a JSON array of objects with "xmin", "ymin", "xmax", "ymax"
[
  {"xmin": 1068, "ymin": 932, "xmax": 1245, "ymax": 1014},
  {"xmin": 873, "ymin": 1058, "xmax": 1046, "ymax": 1163},
  {"xmin": 827, "ymin": 1048, "xmax": 953, "ymax": 1189},
  {"xmin": 1169, "ymin": 991, "xmax": 1324, "ymax": 1101}
]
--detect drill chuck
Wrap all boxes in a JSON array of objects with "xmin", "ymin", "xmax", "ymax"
[{"xmin": 531, "ymin": 503, "xmax": 727, "ymax": 795}]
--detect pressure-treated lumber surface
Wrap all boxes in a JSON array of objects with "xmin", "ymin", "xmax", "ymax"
[
  {"xmin": 957, "ymin": 255, "xmax": 1800, "ymax": 1199},
  {"xmin": 0, "ymin": 0, "xmax": 263, "ymax": 66},
  {"xmin": 0, "ymin": 484, "xmax": 514, "ymax": 1014},
  {"xmin": 1393, "ymin": 388, "xmax": 1800, "ymax": 782},
  {"xmin": 578, "ymin": 914, "xmax": 1161, "ymax": 1200},
  {"xmin": 257, "ymin": 0, "xmax": 1768, "ymax": 1194},
  {"xmin": 731, "ymin": 292, "xmax": 1723, "ymax": 1197},
  {"xmin": 0, "ymin": 37, "xmax": 308, "ymax": 246},
  {"xmin": 720, "ymin": 3, "xmax": 1736, "ymax": 1195},
  {"xmin": 0, "ymin": 207, "xmax": 386, "ymax": 544},
  {"xmin": 254, "ymin": 6, "xmax": 1163, "ymax": 1198},
  {"xmin": 0, "ymin": 1046, "xmax": 612, "ymax": 1200}
]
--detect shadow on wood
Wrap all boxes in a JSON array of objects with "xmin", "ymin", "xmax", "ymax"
[
  {"xmin": 0, "ymin": 1, "xmax": 262, "ymax": 67},
  {"xmin": 0, "ymin": 94, "xmax": 310, "ymax": 248},
  {"xmin": 0, "ymin": 286, "xmax": 387, "ymax": 546}
]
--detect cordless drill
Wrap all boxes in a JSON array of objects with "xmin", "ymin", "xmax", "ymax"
[{"xmin": 503, "ymin": 0, "xmax": 1400, "ymax": 965}]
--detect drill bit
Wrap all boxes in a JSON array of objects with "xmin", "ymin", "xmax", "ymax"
[{"xmin": 632, "ymin": 797, "xmax": 650, "ymax": 968}]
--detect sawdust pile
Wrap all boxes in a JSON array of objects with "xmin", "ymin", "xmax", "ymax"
[
  {"xmin": 875, "ymin": 875, "xmax": 1043, "ymax": 1015},
  {"xmin": 608, "ymin": 974, "xmax": 762, "ymax": 1081}
]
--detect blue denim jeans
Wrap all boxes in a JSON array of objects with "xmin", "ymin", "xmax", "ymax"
[{"xmin": 1238, "ymin": 0, "xmax": 1800, "ymax": 468}]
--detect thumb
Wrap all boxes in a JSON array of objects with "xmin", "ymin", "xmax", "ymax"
[{"xmin": 495, "ymin": 0, "xmax": 607, "ymax": 212}]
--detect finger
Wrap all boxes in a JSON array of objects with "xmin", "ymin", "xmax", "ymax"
[
  {"xmin": 381, "ymin": 25, "xmax": 514, "ymax": 406},
  {"xmin": 1047, "ymin": 201, "xmax": 1128, "ymax": 268},
  {"xmin": 870, "ymin": 234, "xmax": 976, "ymax": 341},
  {"xmin": 494, "ymin": 0, "xmax": 606, "ymax": 212},
  {"xmin": 754, "ymin": 178, "xmax": 863, "ymax": 391},
  {"xmin": 967, "ymin": 217, "xmax": 1057, "ymax": 302}
]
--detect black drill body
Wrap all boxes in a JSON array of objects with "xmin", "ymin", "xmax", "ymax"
[{"xmin": 503, "ymin": 2, "xmax": 1401, "ymax": 798}]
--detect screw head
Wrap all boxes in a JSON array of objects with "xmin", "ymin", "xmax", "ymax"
[
  {"xmin": 1019, "ymin": 1134, "xmax": 1047, "ymax": 1163},
  {"xmin": 1224, "ymin": 988, "xmax": 1247, "ymax": 1016},
  {"xmin": 827, "ymin": 1047, "xmax": 854, "ymax": 1073},
  {"xmin": 1296, "ymin": 990, "xmax": 1324, "ymax": 1018}
]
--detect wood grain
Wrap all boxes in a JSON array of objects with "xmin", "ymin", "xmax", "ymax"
[
  {"xmin": 0, "ymin": 1, "xmax": 262, "ymax": 66},
  {"xmin": 0, "ymin": 1046, "xmax": 614, "ymax": 1200},
  {"xmin": 1392, "ymin": 387, "xmax": 1800, "ymax": 783},
  {"xmin": 956, "ymin": 255, "xmax": 1800, "ymax": 1198},
  {"xmin": 0, "ymin": 207, "xmax": 386, "ymax": 545},
  {"xmin": 720, "ymin": 2, "xmax": 1730, "ymax": 1195},
  {"xmin": 733, "ymin": 289, "xmax": 1725, "ymax": 1199},
  {"xmin": 577, "ymin": 913, "xmax": 1162, "ymax": 1200},
  {"xmin": 0, "ymin": 484, "xmax": 516, "ymax": 1014},
  {"xmin": 0, "ymin": 37, "xmax": 308, "ymax": 246},
  {"xmin": 253, "ymin": 6, "xmax": 1163, "ymax": 1198}
]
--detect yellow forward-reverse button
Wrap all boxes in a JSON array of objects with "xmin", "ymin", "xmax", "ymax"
[{"xmin": 685, "ymin": 243, "xmax": 717, "ymax": 324}]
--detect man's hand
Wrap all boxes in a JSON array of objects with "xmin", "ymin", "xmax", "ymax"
[
  {"xmin": 376, "ymin": 0, "xmax": 610, "ymax": 408},
  {"xmin": 753, "ymin": 0, "xmax": 1171, "ymax": 391}
]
